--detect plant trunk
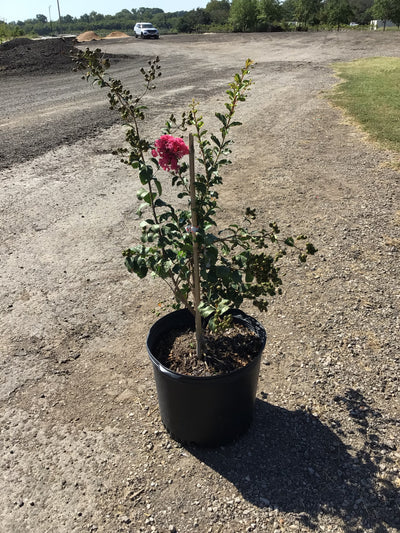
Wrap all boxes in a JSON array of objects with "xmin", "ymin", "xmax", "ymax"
[{"xmin": 189, "ymin": 133, "xmax": 203, "ymax": 358}]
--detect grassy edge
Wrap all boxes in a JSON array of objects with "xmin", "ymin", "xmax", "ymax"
[{"xmin": 324, "ymin": 56, "xmax": 400, "ymax": 167}]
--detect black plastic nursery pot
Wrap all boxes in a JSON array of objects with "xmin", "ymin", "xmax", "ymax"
[{"xmin": 146, "ymin": 308, "xmax": 266, "ymax": 447}]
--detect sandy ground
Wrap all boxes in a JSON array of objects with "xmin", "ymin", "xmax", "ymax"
[{"xmin": 0, "ymin": 32, "xmax": 399, "ymax": 532}]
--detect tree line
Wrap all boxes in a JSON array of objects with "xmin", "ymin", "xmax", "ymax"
[{"xmin": 1, "ymin": 0, "xmax": 400, "ymax": 42}]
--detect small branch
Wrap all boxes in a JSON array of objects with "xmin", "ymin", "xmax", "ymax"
[{"xmin": 163, "ymin": 275, "xmax": 195, "ymax": 315}]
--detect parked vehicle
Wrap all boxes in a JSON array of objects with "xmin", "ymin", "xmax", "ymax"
[{"xmin": 133, "ymin": 22, "xmax": 159, "ymax": 39}]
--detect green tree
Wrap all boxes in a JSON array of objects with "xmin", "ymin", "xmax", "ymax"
[
  {"xmin": 115, "ymin": 9, "xmax": 133, "ymax": 19},
  {"xmin": 36, "ymin": 14, "xmax": 48, "ymax": 23},
  {"xmin": 324, "ymin": 0, "xmax": 354, "ymax": 28},
  {"xmin": 136, "ymin": 7, "xmax": 163, "ymax": 19},
  {"xmin": 62, "ymin": 14, "xmax": 74, "ymax": 24},
  {"xmin": 0, "ymin": 22, "xmax": 9, "ymax": 42},
  {"xmin": 258, "ymin": 0, "xmax": 282, "ymax": 27},
  {"xmin": 390, "ymin": 0, "xmax": 400, "ymax": 26},
  {"xmin": 281, "ymin": 0, "xmax": 298, "ymax": 19},
  {"xmin": 371, "ymin": 0, "xmax": 389, "ymax": 28},
  {"xmin": 88, "ymin": 11, "xmax": 104, "ymax": 21},
  {"xmin": 152, "ymin": 12, "xmax": 169, "ymax": 30},
  {"xmin": 348, "ymin": 0, "xmax": 373, "ymax": 23},
  {"xmin": 295, "ymin": 0, "xmax": 323, "ymax": 26},
  {"xmin": 372, "ymin": 0, "xmax": 398, "ymax": 28},
  {"xmin": 230, "ymin": 0, "xmax": 258, "ymax": 31},
  {"xmin": 205, "ymin": 0, "xmax": 231, "ymax": 25},
  {"xmin": 177, "ymin": 8, "xmax": 211, "ymax": 32}
]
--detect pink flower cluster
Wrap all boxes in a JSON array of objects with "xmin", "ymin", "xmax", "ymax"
[{"xmin": 152, "ymin": 135, "xmax": 189, "ymax": 172}]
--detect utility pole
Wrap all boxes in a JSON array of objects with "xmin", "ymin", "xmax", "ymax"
[
  {"xmin": 48, "ymin": 5, "xmax": 53, "ymax": 33},
  {"xmin": 56, "ymin": 0, "xmax": 61, "ymax": 34}
]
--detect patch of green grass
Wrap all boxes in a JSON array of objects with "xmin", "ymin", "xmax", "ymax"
[{"xmin": 328, "ymin": 57, "xmax": 400, "ymax": 153}]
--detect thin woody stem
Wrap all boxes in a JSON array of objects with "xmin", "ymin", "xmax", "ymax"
[{"xmin": 164, "ymin": 274, "xmax": 195, "ymax": 315}]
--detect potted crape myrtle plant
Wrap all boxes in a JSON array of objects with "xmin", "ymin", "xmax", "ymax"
[{"xmin": 73, "ymin": 50, "xmax": 317, "ymax": 446}]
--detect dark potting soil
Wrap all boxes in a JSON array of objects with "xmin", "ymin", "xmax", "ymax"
[{"xmin": 153, "ymin": 323, "xmax": 262, "ymax": 377}]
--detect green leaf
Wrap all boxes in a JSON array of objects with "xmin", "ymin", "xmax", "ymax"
[
  {"xmin": 124, "ymin": 256, "xmax": 148, "ymax": 278},
  {"xmin": 306, "ymin": 243, "xmax": 318, "ymax": 255},
  {"xmin": 143, "ymin": 191, "xmax": 157, "ymax": 205},
  {"xmin": 137, "ymin": 187, "xmax": 147, "ymax": 200},
  {"xmin": 155, "ymin": 179, "xmax": 162, "ymax": 196},
  {"xmin": 198, "ymin": 302, "xmax": 214, "ymax": 318},
  {"xmin": 136, "ymin": 202, "xmax": 149, "ymax": 216},
  {"xmin": 211, "ymin": 134, "xmax": 221, "ymax": 147},
  {"xmin": 245, "ymin": 270, "xmax": 254, "ymax": 283},
  {"xmin": 217, "ymin": 299, "xmax": 231, "ymax": 316},
  {"xmin": 215, "ymin": 112, "xmax": 227, "ymax": 126},
  {"xmin": 204, "ymin": 245, "xmax": 218, "ymax": 267},
  {"xmin": 139, "ymin": 165, "xmax": 153, "ymax": 185},
  {"xmin": 154, "ymin": 198, "xmax": 167, "ymax": 207}
]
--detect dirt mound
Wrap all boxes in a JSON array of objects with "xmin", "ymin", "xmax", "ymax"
[
  {"xmin": 76, "ymin": 31, "xmax": 102, "ymax": 42},
  {"xmin": 104, "ymin": 31, "xmax": 130, "ymax": 39},
  {"xmin": 0, "ymin": 37, "xmax": 78, "ymax": 76},
  {"xmin": 0, "ymin": 37, "xmax": 33, "ymax": 51}
]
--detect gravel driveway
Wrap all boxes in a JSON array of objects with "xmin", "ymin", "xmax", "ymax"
[{"xmin": 0, "ymin": 32, "xmax": 399, "ymax": 532}]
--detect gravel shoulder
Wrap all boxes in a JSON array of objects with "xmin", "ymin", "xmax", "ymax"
[{"xmin": 0, "ymin": 32, "xmax": 399, "ymax": 533}]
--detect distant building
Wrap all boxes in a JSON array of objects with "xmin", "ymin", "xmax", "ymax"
[{"xmin": 370, "ymin": 19, "xmax": 397, "ymax": 30}]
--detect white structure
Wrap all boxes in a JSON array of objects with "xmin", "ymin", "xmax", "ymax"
[{"xmin": 370, "ymin": 19, "xmax": 397, "ymax": 30}]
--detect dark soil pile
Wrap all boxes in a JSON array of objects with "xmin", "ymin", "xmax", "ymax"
[{"xmin": 0, "ymin": 37, "xmax": 78, "ymax": 75}]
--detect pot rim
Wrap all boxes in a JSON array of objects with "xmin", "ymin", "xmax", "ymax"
[{"xmin": 146, "ymin": 308, "xmax": 266, "ymax": 382}]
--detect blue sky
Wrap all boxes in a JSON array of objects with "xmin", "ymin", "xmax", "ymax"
[{"xmin": 1, "ymin": 0, "xmax": 208, "ymax": 23}]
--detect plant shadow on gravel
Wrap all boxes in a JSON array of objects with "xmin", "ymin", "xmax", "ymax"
[{"xmin": 187, "ymin": 391, "xmax": 399, "ymax": 532}]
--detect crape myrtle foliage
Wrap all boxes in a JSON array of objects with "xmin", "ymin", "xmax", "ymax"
[{"xmin": 72, "ymin": 49, "xmax": 316, "ymax": 332}]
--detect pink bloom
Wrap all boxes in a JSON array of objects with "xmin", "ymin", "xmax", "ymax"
[{"xmin": 152, "ymin": 135, "xmax": 189, "ymax": 172}]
